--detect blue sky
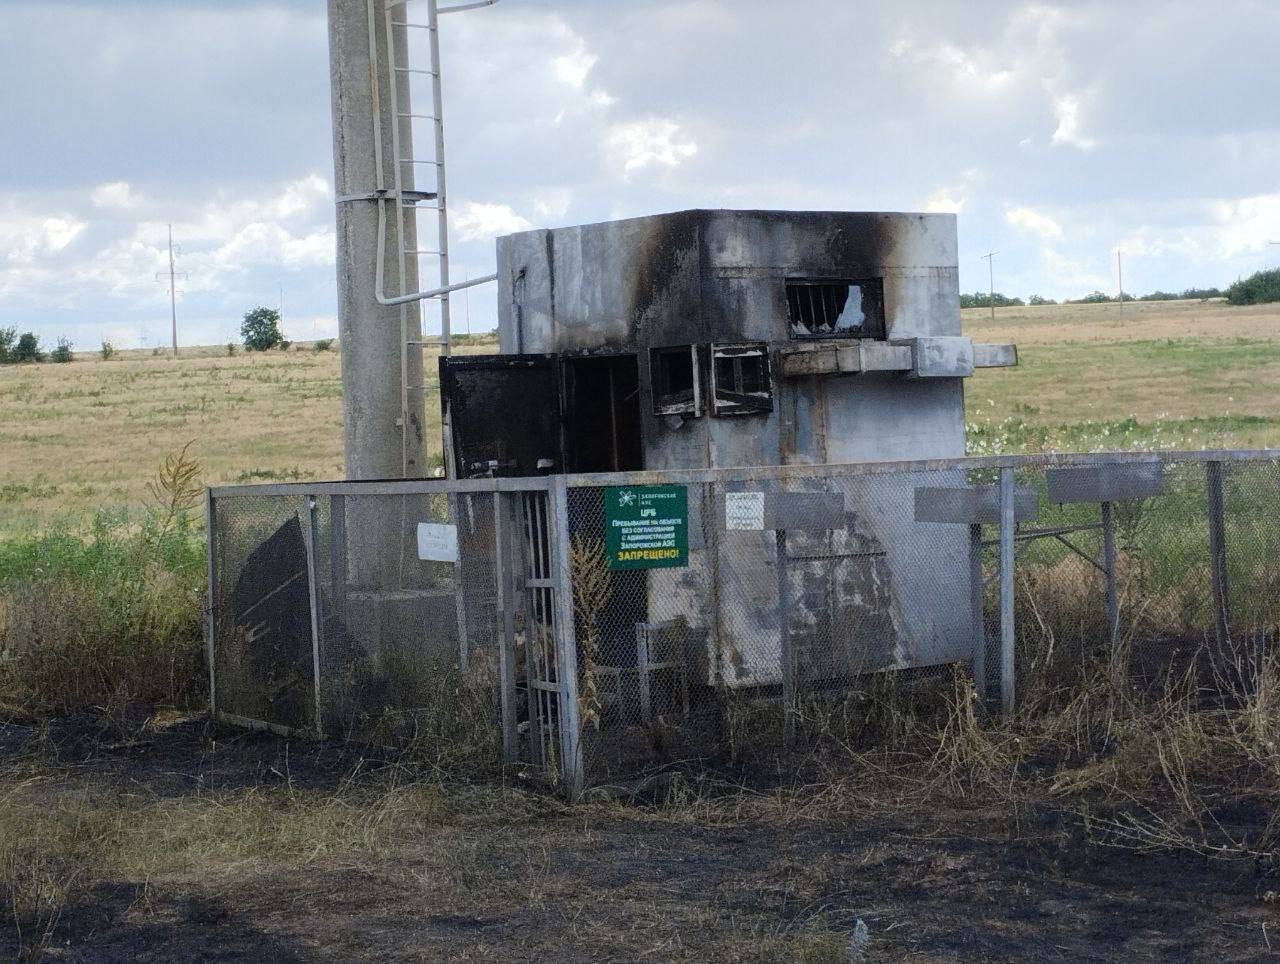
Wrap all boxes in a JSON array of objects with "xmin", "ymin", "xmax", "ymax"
[{"xmin": 2, "ymin": 0, "xmax": 1278, "ymax": 349}]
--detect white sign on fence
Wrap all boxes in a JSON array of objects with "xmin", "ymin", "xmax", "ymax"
[
  {"xmin": 417, "ymin": 522, "xmax": 459, "ymax": 562},
  {"xmin": 725, "ymin": 491, "xmax": 766, "ymax": 531}
]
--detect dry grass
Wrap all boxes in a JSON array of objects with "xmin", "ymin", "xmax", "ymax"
[
  {"xmin": 0, "ymin": 336, "xmax": 498, "ymax": 535},
  {"xmin": 3, "ymin": 301, "xmax": 1280, "ymax": 534}
]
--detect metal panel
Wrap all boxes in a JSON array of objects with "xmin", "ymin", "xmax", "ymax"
[
  {"xmin": 974, "ymin": 343, "xmax": 1018, "ymax": 368},
  {"xmin": 1045, "ymin": 462, "xmax": 1164, "ymax": 503},
  {"xmin": 896, "ymin": 336, "xmax": 975, "ymax": 378},
  {"xmin": 858, "ymin": 341, "xmax": 913, "ymax": 372},
  {"xmin": 439, "ymin": 353, "xmax": 562, "ymax": 478},
  {"xmin": 914, "ymin": 485, "xmax": 1038, "ymax": 524},
  {"xmin": 208, "ymin": 449, "xmax": 1280, "ymax": 499},
  {"xmin": 772, "ymin": 491, "xmax": 847, "ymax": 531}
]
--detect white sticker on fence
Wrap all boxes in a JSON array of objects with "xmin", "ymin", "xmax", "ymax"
[
  {"xmin": 725, "ymin": 491, "xmax": 766, "ymax": 531},
  {"xmin": 417, "ymin": 522, "xmax": 459, "ymax": 562}
]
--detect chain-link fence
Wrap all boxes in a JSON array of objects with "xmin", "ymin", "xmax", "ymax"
[{"xmin": 207, "ymin": 452, "xmax": 1280, "ymax": 796}]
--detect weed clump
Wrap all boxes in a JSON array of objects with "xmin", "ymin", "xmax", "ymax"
[{"xmin": 0, "ymin": 444, "xmax": 206, "ymax": 719}]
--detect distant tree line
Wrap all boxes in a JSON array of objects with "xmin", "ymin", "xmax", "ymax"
[
  {"xmin": 1226, "ymin": 268, "xmax": 1280, "ymax": 306},
  {"xmin": 960, "ymin": 285, "xmax": 1233, "ymax": 309},
  {"xmin": 0, "ymin": 328, "xmax": 72, "ymax": 364}
]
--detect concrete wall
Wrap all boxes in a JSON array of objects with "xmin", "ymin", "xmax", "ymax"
[{"xmin": 499, "ymin": 209, "xmax": 977, "ymax": 681}]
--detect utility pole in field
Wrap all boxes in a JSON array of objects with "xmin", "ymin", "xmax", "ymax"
[
  {"xmin": 982, "ymin": 251, "xmax": 998, "ymax": 321},
  {"xmin": 155, "ymin": 224, "xmax": 187, "ymax": 358},
  {"xmin": 1116, "ymin": 248, "xmax": 1125, "ymax": 309}
]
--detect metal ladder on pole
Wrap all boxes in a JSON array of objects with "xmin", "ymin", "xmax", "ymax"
[{"xmin": 377, "ymin": 0, "xmax": 499, "ymax": 476}]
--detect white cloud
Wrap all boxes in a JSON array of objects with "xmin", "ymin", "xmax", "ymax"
[
  {"xmin": 91, "ymin": 181, "xmax": 139, "ymax": 211},
  {"xmin": 924, "ymin": 191, "xmax": 964, "ymax": 214},
  {"xmin": 923, "ymin": 169, "xmax": 982, "ymax": 214},
  {"xmin": 889, "ymin": 35, "xmax": 1014, "ymax": 90},
  {"xmin": 1051, "ymin": 94, "xmax": 1096, "ymax": 150},
  {"xmin": 532, "ymin": 188, "xmax": 574, "ymax": 223},
  {"xmin": 1039, "ymin": 245, "xmax": 1111, "ymax": 293},
  {"xmin": 554, "ymin": 43, "xmax": 596, "ymax": 88},
  {"xmin": 604, "ymin": 119, "xmax": 698, "ymax": 177},
  {"xmin": 1006, "ymin": 206, "xmax": 1064, "ymax": 240},
  {"xmin": 452, "ymin": 202, "xmax": 533, "ymax": 241},
  {"xmin": 1211, "ymin": 192, "xmax": 1280, "ymax": 259},
  {"xmin": 0, "ymin": 210, "xmax": 86, "ymax": 269}
]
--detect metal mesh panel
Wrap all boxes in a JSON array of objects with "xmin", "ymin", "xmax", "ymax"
[
  {"xmin": 208, "ymin": 454, "xmax": 1280, "ymax": 793},
  {"xmin": 211, "ymin": 493, "xmax": 315, "ymax": 732}
]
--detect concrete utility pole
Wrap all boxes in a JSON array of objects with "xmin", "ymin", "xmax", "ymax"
[
  {"xmin": 1116, "ymin": 248, "xmax": 1125, "ymax": 309},
  {"xmin": 155, "ymin": 224, "xmax": 187, "ymax": 358},
  {"xmin": 982, "ymin": 251, "xmax": 998, "ymax": 321},
  {"xmin": 327, "ymin": 0, "xmax": 426, "ymax": 481}
]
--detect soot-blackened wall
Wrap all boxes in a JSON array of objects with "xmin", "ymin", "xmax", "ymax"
[{"xmin": 494, "ymin": 210, "xmax": 995, "ymax": 681}]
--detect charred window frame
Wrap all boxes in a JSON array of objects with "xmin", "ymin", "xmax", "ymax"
[
  {"xmin": 710, "ymin": 343, "xmax": 772, "ymax": 417},
  {"xmin": 650, "ymin": 345, "xmax": 701, "ymax": 417},
  {"xmin": 785, "ymin": 278, "xmax": 886, "ymax": 340}
]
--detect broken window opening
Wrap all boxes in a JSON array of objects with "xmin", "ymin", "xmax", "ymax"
[
  {"xmin": 651, "ymin": 345, "xmax": 701, "ymax": 417},
  {"xmin": 786, "ymin": 279, "xmax": 886, "ymax": 340},
  {"xmin": 563, "ymin": 354, "xmax": 644, "ymax": 473},
  {"xmin": 711, "ymin": 343, "xmax": 772, "ymax": 417}
]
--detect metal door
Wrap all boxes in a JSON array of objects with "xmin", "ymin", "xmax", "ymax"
[{"xmin": 439, "ymin": 355, "xmax": 561, "ymax": 478}]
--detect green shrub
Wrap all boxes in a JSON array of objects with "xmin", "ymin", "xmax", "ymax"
[
  {"xmin": 960, "ymin": 291, "xmax": 1025, "ymax": 309},
  {"xmin": 100, "ymin": 340, "xmax": 116, "ymax": 361},
  {"xmin": 226, "ymin": 342, "xmax": 236, "ymax": 357},
  {"xmin": 1226, "ymin": 269, "xmax": 1280, "ymax": 306},
  {"xmin": 50, "ymin": 337, "xmax": 73, "ymax": 364},
  {"xmin": 1181, "ymin": 286, "xmax": 1222, "ymax": 300},
  {"xmin": 241, "ymin": 306, "xmax": 283, "ymax": 352},
  {"xmin": 12, "ymin": 332, "xmax": 44, "ymax": 363},
  {"xmin": 1073, "ymin": 290, "xmax": 1113, "ymax": 304},
  {"xmin": 1028, "ymin": 294, "xmax": 1056, "ymax": 306},
  {"xmin": 0, "ymin": 446, "xmax": 206, "ymax": 718},
  {"xmin": 278, "ymin": 339, "xmax": 292, "ymax": 352},
  {"xmin": 313, "ymin": 338, "xmax": 333, "ymax": 353},
  {"xmin": 0, "ymin": 327, "xmax": 15, "ymax": 364}
]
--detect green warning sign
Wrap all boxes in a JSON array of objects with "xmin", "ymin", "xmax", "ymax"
[{"xmin": 604, "ymin": 485, "xmax": 688, "ymax": 570}]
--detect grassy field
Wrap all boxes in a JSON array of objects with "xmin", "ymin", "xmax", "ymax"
[
  {"xmin": 1, "ymin": 299, "xmax": 1277, "ymax": 532},
  {"xmin": 966, "ymin": 298, "xmax": 1280, "ymax": 453},
  {"xmin": 3, "ymin": 301, "xmax": 1280, "ymax": 959},
  {"xmin": 0, "ymin": 337, "xmax": 496, "ymax": 535}
]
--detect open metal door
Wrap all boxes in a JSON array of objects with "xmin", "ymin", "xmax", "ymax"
[{"xmin": 439, "ymin": 354, "xmax": 562, "ymax": 479}]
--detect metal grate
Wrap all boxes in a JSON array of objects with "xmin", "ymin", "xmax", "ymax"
[
  {"xmin": 785, "ymin": 278, "xmax": 886, "ymax": 339},
  {"xmin": 208, "ymin": 452, "xmax": 1280, "ymax": 795}
]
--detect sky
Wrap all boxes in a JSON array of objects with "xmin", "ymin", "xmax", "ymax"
[{"xmin": 1, "ymin": 0, "xmax": 1278, "ymax": 350}]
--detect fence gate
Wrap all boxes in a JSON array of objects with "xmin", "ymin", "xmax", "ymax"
[{"xmin": 495, "ymin": 488, "xmax": 583, "ymax": 793}]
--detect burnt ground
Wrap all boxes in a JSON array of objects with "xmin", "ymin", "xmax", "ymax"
[{"xmin": 1, "ymin": 715, "xmax": 1278, "ymax": 962}]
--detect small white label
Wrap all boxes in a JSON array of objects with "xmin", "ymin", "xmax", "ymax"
[
  {"xmin": 725, "ymin": 491, "xmax": 766, "ymax": 531},
  {"xmin": 417, "ymin": 522, "xmax": 459, "ymax": 562}
]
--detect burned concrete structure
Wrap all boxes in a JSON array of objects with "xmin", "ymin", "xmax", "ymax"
[{"xmin": 440, "ymin": 209, "xmax": 1016, "ymax": 689}]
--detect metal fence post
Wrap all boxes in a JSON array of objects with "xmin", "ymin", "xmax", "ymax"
[
  {"xmin": 329, "ymin": 494, "xmax": 347, "ymax": 628},
  {"xmin": 999, "ymin": 467, "xmax": 1016, "ymax": 716},
  {"xmin": 493, "ymin": 491, "xmax": 520, "ymax": 763},
  {"xmin": 204, "ymin": 489, "xmax": 218, "ymax": 721},
  {"xmin": 776, "ymin": 528, "xmax": 795, "ymax": 743},
  {"xmin": 1206, "ymin": 460, "xmax": 1231, "ymax": 647},
  {"xmin": 1101, "ymin": 501, "xmax": 1119, "ymax": 652},
  {"xmin": 968, "ymin": 523, "xmax": 986, "ymax": 701},
  {"xmin": 301, "ymin": 496, "xmax": 325, "ymax": 738},
  {"xmin": 549, "ymin": 477, "xmax": 585, "ymax": 800}
]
